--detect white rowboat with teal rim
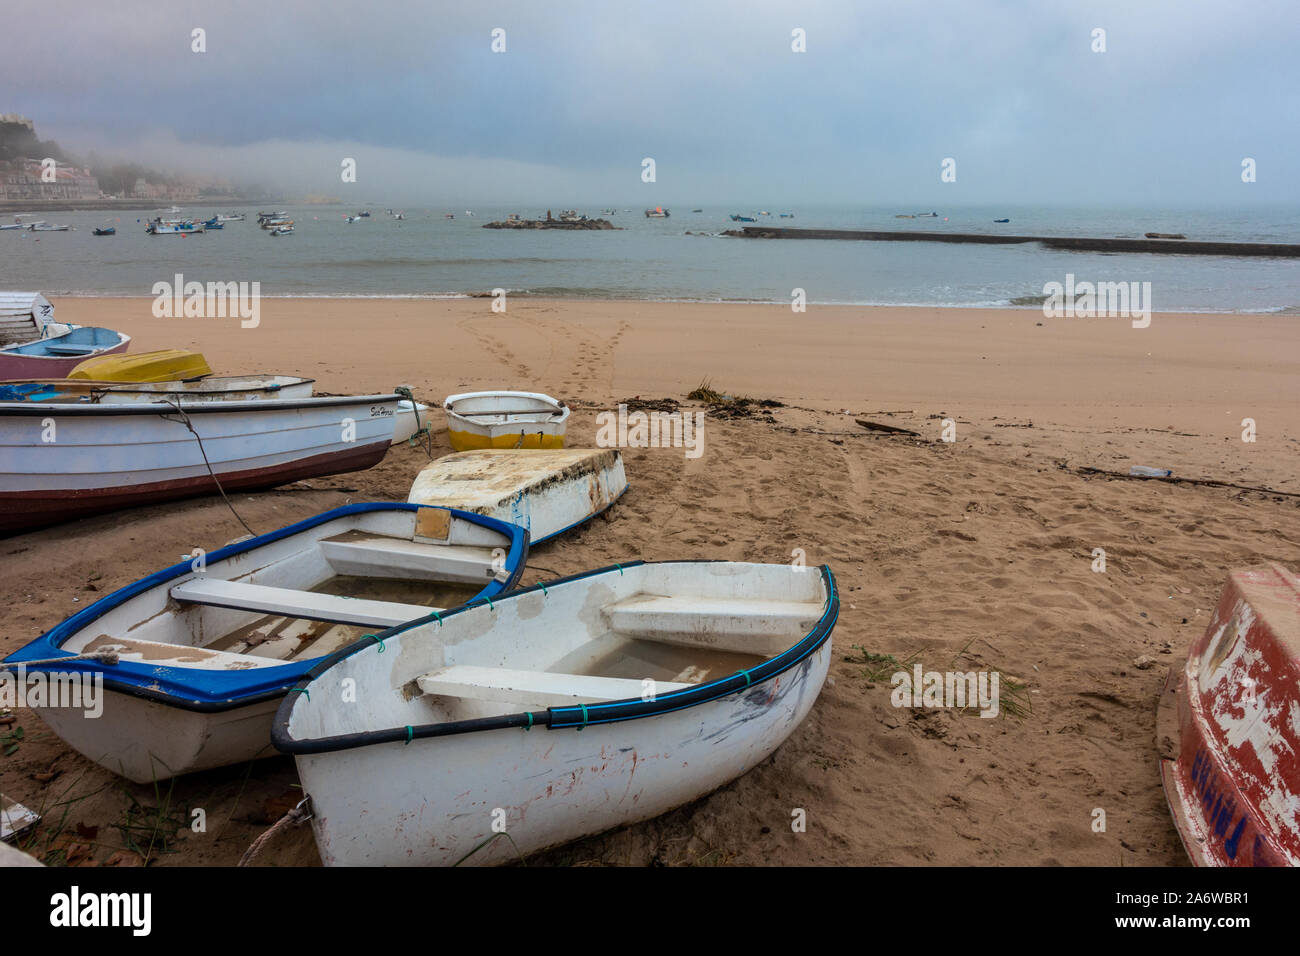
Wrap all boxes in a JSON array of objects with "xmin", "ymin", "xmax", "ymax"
[{"xmin": 273, "ymin": 560, "xmax": 838, "ymax": 866}]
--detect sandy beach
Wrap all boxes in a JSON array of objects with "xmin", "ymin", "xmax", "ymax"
[{"xmin": 3, "ymin": 296, "xmax": 1298, "ymax": 866}]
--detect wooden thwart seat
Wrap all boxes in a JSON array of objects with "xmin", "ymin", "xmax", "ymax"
[
  {"xmin": 170, "ymin": 578, "xmax": 438, "ymax": 628},
  {"xmin": 602, "ymin": 594, "xmax": 824, "ymax": 656},
  {"xmin": 318, "ymin": 534, "xmax": 501, "ymax": 584},
  {"xmin": 416, "ymin": 664, "xmax": 690, "ymax": 707}
]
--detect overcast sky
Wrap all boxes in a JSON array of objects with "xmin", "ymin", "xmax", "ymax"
[{"xmin": 5, "ymin": 0, "xmax": 1298, "ymax": 205}]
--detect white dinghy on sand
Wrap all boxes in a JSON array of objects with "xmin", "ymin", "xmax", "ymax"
[{"xmin": 273, "ymin": 560, "xmax": 838, "ymax": 866}]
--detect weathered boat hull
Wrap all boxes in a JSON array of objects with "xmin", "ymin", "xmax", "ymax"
[
  {"xmin": 408, "ymin": 448, "xmax": 627, "ymax": 543},
  {"xmin": 0, "ymin": 394, "xmax": 401, "ymax": 533},
  {"xmin": 1157, "ymin": 563, "xmax": 1300, "ymax": 866},
  {"xmin": 275, "ymin": 561, "xmax": 838, "ymax": 866}
]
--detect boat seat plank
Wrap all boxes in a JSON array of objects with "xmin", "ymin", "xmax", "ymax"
[
  {"xmin": 602, "ymin": 595, "xmax": 825, "ymax": 656},
  {"xmin": 169, "ymin": 578, "xmax": 438, "ymax": 628},
  {"xmin": 79, "ymin": 635, "xmax": 285, "ymax": 672},
  {"xmin": 416, "ymin": 664, "xmax": 690, "ymax": 707},
  {"xmin": 44, "ymin": 345, "xmax": 98, "ymax": 355},
  {"xmin": 318, "ymin": 535, "xmax": 500, "ymax": 584}
]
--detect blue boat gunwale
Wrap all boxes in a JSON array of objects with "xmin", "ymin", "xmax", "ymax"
[
  {"xmin": 2, "ymin": 502, "xmax": 529, "ymax": 711},
  {"xmin": 270, "ymin": 561, "xmax": 839, "ymax": 756},
  {"xmin": 0, "ymin": 327, "xmax": 126, "ymax": 356}
]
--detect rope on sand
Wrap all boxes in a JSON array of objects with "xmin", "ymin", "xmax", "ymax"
[{"xmin": 238, "ymin": 799, "xmax": 313, "ymax": 867}]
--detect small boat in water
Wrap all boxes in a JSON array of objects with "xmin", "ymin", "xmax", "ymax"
[
  {"xmin": 271, "ymin": 226, "xmax": 295, "ymax": 236},
  {"xmin": 216, "ymin": 214, "xmax": 245, "ymax": 223},
  {"xmin": 4, "ymin": 503, "xmax": 528, "ymax": 781},
  {"xmin": 68, "ymin": 348, "xmax": 211, "ymax": 383},
  {"xmin": 644, "ymin": 207, "xmax": 669, "ymax": 218},
  {"xmin": 201, "ymin": 217, "xmax": 224, "ymax": 229},
  {"xmin": 408, "ymin": 448, "xmax": 627, "ymax": 544},
  {"xmin": 29, "ymin": 223, "xmax": 71, "ymax": 232},
  {"xmin": 444, "ymin": 390, "xmax": 570, "ymax": 451},
  {"xmin": 1158, "ymin": 563, "xmax": 1300, "ymax": 866},
  {"xmin": 993, "ymin": 218, "xmax": 1010, "ymax": 223},
  {"xmin": 730, "ymin": 214, "xmax": 755, "ymax": 222},
  {"xmin": 273, "ymin": 560, "xmax": 838, "ymax": 865},
  {"xmin": 92, "ymin": 226, "xmax": 116, "ymax": 236},
  {"xmin": 0, "ymin": 390, "xmax": 406, "ymax": 533},
  {"xmin": 0, "ymin": 327, "xmax": 131, "ymax": 380},
  {"xmin": 146, "ymin": 220, "xmax": 203, "ymax": 235}
]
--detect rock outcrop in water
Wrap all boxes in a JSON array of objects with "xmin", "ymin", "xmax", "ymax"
[{"xmin": 483, "ymin": 218, "xmax": 616, "ymax": 230}]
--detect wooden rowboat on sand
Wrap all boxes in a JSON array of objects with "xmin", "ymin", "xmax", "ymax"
[
  {"xmin": 0, "ymin": 327, "xmax": 131, "ymax": 380},
  {"xmin": 273, "ymin": 560, "xmax": 839, "ymax": 866},
  {"xmin": 68, "ymin": 348, "xmax": 211, "ymax": 383},
  {"xmin": 3, "ymin": 503, "xmax": 528, "ymax": 782}
]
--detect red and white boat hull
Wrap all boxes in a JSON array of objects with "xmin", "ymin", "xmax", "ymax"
[{"xmin": 1158, "ymin": 563, "xmax": 1300, "ymax": 866}]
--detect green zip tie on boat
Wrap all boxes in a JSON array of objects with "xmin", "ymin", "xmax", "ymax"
[
  {"xmin": 376, "ymin": 637, "xmax": 386, "ymax": 653},
  {"xmin": 737, "ymin": 669, "xmax": 753, "ymax": 687},
  {"xmin": 430, "ymin": 610, "xmax": 443, "ymax": 626},
  {"xmin": 485, "ymin": 596, "xmax": 494, "ymax": 610},
  {"xmin": 404, "ymin": 725, "xmax": 413, "ymax": 745},
  {"xmin": 577, "ymin": 703, "xmax": 589, "ymax": 730},
  {"xmin": 523, "ymin": 712, "xmax": 534, "ymax": 731},
  {"xmin": 289, "ymin": 687, "xmax": 310, "ymax": 701},
  {"xmin": 539, "ymin": 582, "xmax": 548, "ymax": 596},
  {"xmin": 614, "ymin": 564, "xmax": 624, "ymax": 575}
]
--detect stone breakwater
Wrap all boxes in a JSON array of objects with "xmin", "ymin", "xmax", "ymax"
[
  {"xmin": 483, "ymin": 218, "xmax": 616, "ymax": 230},
  {"xmin": 724, "ymin": 226, "xmax": 1300, "ymax": 258}
]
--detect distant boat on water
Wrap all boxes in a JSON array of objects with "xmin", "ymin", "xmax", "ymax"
[
  {"xmin": 691, "ymin": 208, "xmax": 703, "ymax": 213},
  {"xmin": 271, "ymin": 226, "xmax": 295, "ymax": 236},
  {"xmin": 993, "ymin": 218, "xmax": 1010, "ymax": 223},
  {"xmin": 146, "ymin": 220, "xmax": 203, "ymax": 235},
  {"xmin": 92, "ymin": 226, "xmax": 116, "ymax": 236},
  {"xmin": 644, "ymin": 207, "xmax": 669, "ymax": 218},
  {"xmin": 730, "ymin": 214, "xmax": 755, "ymax": 222},
  {"xmin": 216, "ymin": 213, "xmax": 245, "ymax": 223}
]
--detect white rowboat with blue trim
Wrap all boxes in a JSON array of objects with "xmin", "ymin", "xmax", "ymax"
[
  {"xmin": 3, "ymin": 503, "xmax": 528, "ymax": 783},
  {"xmin": 273, "ymin": 560, "xmax": 838, "ymax": 866}
]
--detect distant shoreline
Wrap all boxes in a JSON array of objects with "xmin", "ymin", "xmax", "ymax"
[{"xmin": 0, "ymin": 197, "xmax": 287, "ymax": 214}]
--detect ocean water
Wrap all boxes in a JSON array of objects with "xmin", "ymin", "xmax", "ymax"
[{"xmin": 1, "ymin": 204, "xmax": 1297, "ymax": 312}]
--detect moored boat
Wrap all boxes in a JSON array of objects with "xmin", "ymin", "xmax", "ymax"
[
  {"xmin": 68, "ymin": 348, "xmax": 211, "ymax": 382},
  {"xmin": 0, "ymin": 327, "xmax": 131, "ymax": 380},
  {"xmin": 730, "ymin": 214, "xmax": 755, "ymax": 222},
  {"xmin": 273, "ymin": 559, "xmax": 838, "ymax": 865},
  {"xmin": 1158, "ymin": 563, "xmax": 1300, "ymax": 866},
  {"xmin": 3, "ymin": 503, "xmax": 528, "ymax": 782},
  {"xmin": 92, "ymin": 226, "xmax": 116, "ymax": 236},
  {"xmin": 408, "ymin": 448, "xmax": 627, "ymax": 544},
  {"xmin": 271, "ymin": 226, "xmax": 295, "ymax": 236},
  {"xmin": 0, "ymin": 391, "xmax": 406, "ymax": 533},
  {"xmin": 146, "ymin": 220, "xmax": 204, "ymax": 235},
  {"xmin": 444, "ymin": 390, "xmax": 570, "ymax": 451},
  {"xmin": 644, "ymin": 206, "xmax": 669, "ymax": 218}
]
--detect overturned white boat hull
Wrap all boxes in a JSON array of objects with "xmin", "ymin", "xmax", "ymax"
[{"xmin": 407, "ymin": 448, "xmax": 626, "ymax": 543}]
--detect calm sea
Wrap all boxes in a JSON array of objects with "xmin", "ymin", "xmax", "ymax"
[{"xmin": 2, "ymin": 203, "xmax": 1297, "ymax": 312}]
